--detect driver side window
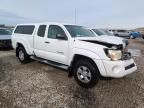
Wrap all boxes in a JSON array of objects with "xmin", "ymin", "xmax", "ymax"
[{"xmin": 48, "ymin": 25, "xmax": 66, "ymax": 39}]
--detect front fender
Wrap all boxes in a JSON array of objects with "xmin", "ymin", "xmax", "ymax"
[
  {"xmin": 68, "ymin": 48, "xmax": 101, "ymax": 66},
  {"xmin": 68, "ymin": 48, "xmax": 108, "ymax": 77}
]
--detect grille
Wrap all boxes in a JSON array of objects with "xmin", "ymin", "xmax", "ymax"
[{"xmin": 122, "ymin": 52, "xmax": 132, "ymax": 60}]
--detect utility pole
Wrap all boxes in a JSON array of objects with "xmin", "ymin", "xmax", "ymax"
[{"xmin": 75, "ymin": 8, "xmax": 77, "ymax": 24}]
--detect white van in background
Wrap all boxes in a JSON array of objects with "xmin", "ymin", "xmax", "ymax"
[{"xmin": 109, "ymin": 29, "xmax": 130, "ymax": 38}]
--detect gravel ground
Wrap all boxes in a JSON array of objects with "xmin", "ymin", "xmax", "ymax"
[{"xmin": 0, "ymin": 39, "xmax": 144, "ymax": 108}]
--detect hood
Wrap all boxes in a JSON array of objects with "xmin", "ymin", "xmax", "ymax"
[
  {"xmin": 75, "ymin": 36, "xmax": 123, "ymax": 44},
  {"xmin": 0, "ymin": 35, "xmax": 11, "ymax": 40},
  {"xmin": 75, "ymin": 36, "xmax": 125, "ymax": 49},
  {"xmin": 95, "ymin": 35, "xmax": 123, "ymax": 44}
]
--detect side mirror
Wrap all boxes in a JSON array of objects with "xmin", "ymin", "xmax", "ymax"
[{"xmin": 56, "ymin": 34, "xmax": 67, "ymax": 40}]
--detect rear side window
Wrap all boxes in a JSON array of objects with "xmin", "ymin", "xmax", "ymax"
[
  {"xmin": 14, "ymin": 25, "xmax": 35, "ymax": 35},
  {"xmin": 37, "ymin": 25, "xmax": 46, "ymax": 37},
  {"xmin": 117, "ymin": 30, "xmax": 127, "ymax": 32}
]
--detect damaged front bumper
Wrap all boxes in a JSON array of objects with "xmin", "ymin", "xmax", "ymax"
[
  {"xmin": 95, "ymin": 51, "xmax": 137, "ymax": 78},
  {"xmin": 102, "ymin": 58, "xmax": 137, "ymax": 78}
]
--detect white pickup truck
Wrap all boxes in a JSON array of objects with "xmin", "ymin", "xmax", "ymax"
[{"xmin": 12, "ymin": 22, "xmax": 137, "ymax": 88}]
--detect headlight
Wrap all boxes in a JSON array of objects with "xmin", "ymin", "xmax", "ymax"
[{"xmin": 105, "ymin": 49, "xmax": 122, "ymax": 61}]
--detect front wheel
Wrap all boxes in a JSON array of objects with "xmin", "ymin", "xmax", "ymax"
[
  {"xmin": 74, "ymin": 59, "xmax": 100, "ymax": 88},
  {"xmin": 17, "ymin": 47, "xmax": 30, "ymax": 64}
]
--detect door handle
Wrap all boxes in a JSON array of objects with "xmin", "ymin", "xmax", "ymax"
[{"xmin": 45, "ymin": 41, "xmax": 50, "ymax": 44}]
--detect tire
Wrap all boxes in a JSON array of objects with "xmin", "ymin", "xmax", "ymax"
[
  {"xmin": 73, "ymin": 59, "xmax": 100, "ymax": 88},
  {"xmin": 17, "ymin": 47, "xmax": 30, "ymax": 64}
]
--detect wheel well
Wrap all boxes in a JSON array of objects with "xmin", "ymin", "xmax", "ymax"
[
  {"xmin": 68, "ymin": 54, "xmax": 99, "ymax": 77},
  {"xmin": 16, "ymin": 43, "xmax": 24, "ymax": 57},
  {"xmin": 17, "ymin": 43, "xmax": 24, "ymax": 48}
]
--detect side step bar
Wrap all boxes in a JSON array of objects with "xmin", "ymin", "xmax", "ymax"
[{"xmin": 30, "ymin": 56, "xmax": 69, "ymax": 70}]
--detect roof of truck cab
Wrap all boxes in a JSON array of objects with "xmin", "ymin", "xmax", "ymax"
[{"xmin": 16, "ymin": 22, "xmax": 77, "ymax": 26}]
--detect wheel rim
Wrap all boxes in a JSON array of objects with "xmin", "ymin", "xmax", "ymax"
[
  {"xmin": 19, "ymin": 50, "xmax": 24, "ymax": 61},
  {"xmin": 77, "ymin": 66, "xmax": 92, "ymax": 83}
]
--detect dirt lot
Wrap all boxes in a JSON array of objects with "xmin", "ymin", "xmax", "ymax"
[{"xmin": 0, "ymin": 39, "xmax": 144, "ymax": 108}]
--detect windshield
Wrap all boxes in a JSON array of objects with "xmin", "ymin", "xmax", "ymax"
[
  {"xmin": 0, "ymin": 29, "xmax": 12, "ymax": 35},
  {"xmin": 92, "ymin": 29, "xmax": 107, "ymax": 36},
  {"xmin": 92, "ymin": 29, "xmax": 113, "ymax": 36},
  {"xmin": 64, "ymin": 25, "xmax": 95, "ymax": 37},
  {"xmin": 103, "ymin": 30, "xmax": 113, "ymax": 36}
]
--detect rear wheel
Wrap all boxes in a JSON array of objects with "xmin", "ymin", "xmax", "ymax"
[
  {"xmin": 74, "ymin": 59, "xmax": 100, "ymax": 88},
  {"xmin": 17, "ymin": 47, "xmax": 30, "ymax": 64}
]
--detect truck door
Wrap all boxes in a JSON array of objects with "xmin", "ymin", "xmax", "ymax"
[
  {"xmin": 34, "ymin": 25, "xmax": 47, "ymax": 58},
  {"xmin": 34, "ymin": 24, "xmax": 69, "ymax": 65},
  {"xmin": 43, "ymin": 25, "xmax": 69, "ymax": 65}
]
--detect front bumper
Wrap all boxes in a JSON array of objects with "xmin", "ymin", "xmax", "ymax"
[{"xmin": 102, "ymin": 59, "xmax": 137, "ymax": 78}]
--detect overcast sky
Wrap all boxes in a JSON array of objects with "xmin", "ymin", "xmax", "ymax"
[{"xmin": 0, "ymin": 0, "xmax": 144, "ymax": 29}]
